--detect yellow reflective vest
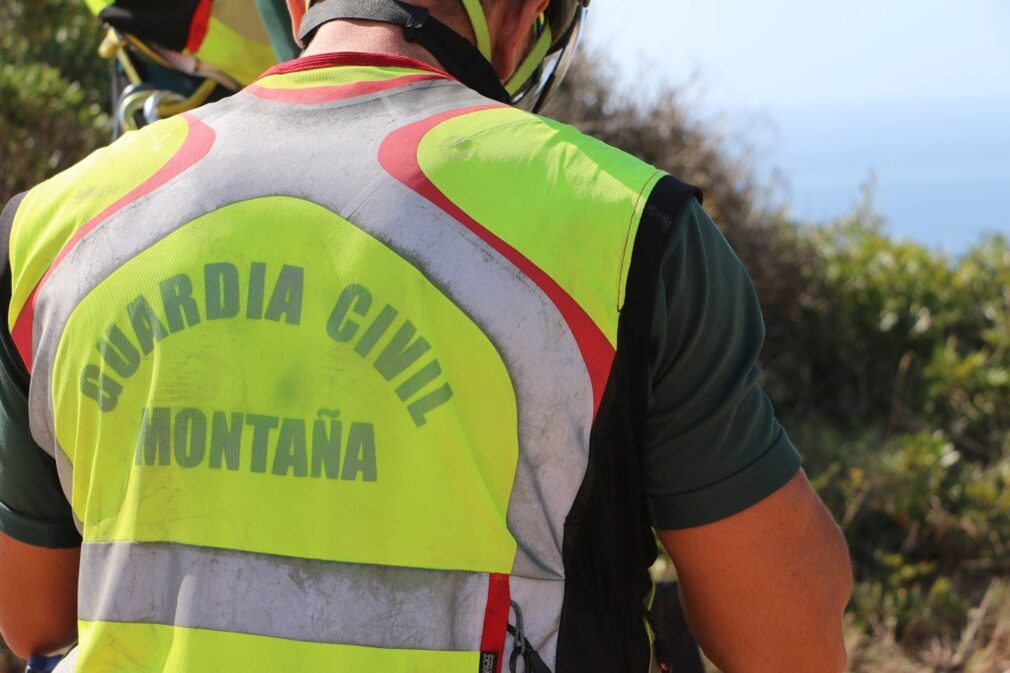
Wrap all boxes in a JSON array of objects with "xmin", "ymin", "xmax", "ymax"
[{"xmin": 7, "ymin": 53, "xmax": 697, "ymax": 672}]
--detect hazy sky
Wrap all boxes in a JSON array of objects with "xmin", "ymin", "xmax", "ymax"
[
  {"xmin": 583, "ymin": 1, "xmax": 1010, "ymax": 250},
  {"xmin": 586, "ymin": 0, "xmax": 1010, "ymax": 110}
]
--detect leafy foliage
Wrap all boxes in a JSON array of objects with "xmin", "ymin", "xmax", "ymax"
[
  {"xmin": 784, "ymin": 212, "xmax": 1010, "ymax": 655},
  {"xmin": 0, "ymin": 0, "xmax": 110, "ymax": 202}
]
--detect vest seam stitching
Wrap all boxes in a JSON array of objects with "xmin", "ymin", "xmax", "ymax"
[
  {"xmin": 617, "ymin": 169, "xmax": 664, "ymax": 313},
  {"xmin": 446, "ymin": 117, "xmax": 541, "ymax": 147}
]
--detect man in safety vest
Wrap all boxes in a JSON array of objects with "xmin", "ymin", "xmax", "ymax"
[{"xmin": 0, "ymin": 1, "xmax": 853, "ymax": 671}]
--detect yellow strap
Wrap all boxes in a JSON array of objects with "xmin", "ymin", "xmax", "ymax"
[
  {"xmin": 505, "ymin": 21, "xmax": 552, "ymax": 96},
  {"xmin": 114, "ymin": 47, "xmax": 143, "ymax": 87},
  {"xmin": 98, "ymin": 28, "xmax": 122, "ymax": 59},
  {"xmin": 98, "ymin": 28, "xmax": 180, "ymax": 87},
  {"xmin": 459, "ymin": 0, "xmax": 493, "ymax": 61},
  {"xmin": 123, "ymin": 34, "xmax": 180, "ymax": 72},
  {"xmin": 156, "ymin": 79, "xmax": 218, "ymax": 118},
  {"xmin": 99, "ymin": 29, "xmax": 145, "ymax": 85}
]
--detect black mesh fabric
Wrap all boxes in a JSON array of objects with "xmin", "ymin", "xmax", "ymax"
[{"xmin": 555, "ymin": 176, "xmax": 702, "ymax": 672}]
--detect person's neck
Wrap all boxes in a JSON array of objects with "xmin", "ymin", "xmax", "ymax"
[{"xmin": 301, "ymin": 20, "xmax": 446, "ymax": 71}]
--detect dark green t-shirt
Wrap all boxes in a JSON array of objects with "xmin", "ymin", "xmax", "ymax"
[
  {"xmin": 0, "ymin": 186, "xmax": 800, "ymax": 548},
  {"xmin": 0, "ymin": 217, "xmax": 81, "ymax": 547},
  {"xmin": 643, "ymin": 197, "xmax": 800, "ymax": 528}
]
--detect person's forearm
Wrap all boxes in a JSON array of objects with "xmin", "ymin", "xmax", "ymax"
[
  {"xmin": 0, "ymin": 533, "xmax": 79, "ymax": 659},
  {"xmin": 681, "ymin": 577, "xmax": 849, "ymax": 673},
  {"xmin": 660, "ymin": 472, "xmax": 852, "ymax": 673}
]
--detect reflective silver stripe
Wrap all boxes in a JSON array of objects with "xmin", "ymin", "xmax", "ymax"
[
  {"xmin": 508, "ymin": 575, "xmax": 566, "ymax": 663},
  {"xmin": 79, "ymin": 541, "xmax": 488, "ymax": 650}
]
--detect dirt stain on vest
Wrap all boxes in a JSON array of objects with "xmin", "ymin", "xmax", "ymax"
[{"xmin": 81, "ymin": 261, "xmax": 303, "ymax": 412}]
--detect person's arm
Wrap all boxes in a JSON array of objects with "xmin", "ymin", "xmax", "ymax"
[
  {"xmin": 0, "ymin": 195, "xmax": 82, "ymax": 658},
  {"xmin": 658, "ymin": 472, "xmax": 851, "ymax": 673},
  {"xmin": 0, "ymin": 534, "xmax": 79, "ymax": 659},
  {"xmin": 640, "ymin": 189, "xmax": 850, "ymax": 671}
]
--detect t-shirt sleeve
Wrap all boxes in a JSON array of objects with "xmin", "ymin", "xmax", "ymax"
[
  {"xmin": 643, "ymin": 198, "xmax": 801, "ymax": 530},
  {"xmin": 0, "ymin": 195, "xmax": 81, "ymax": 548}
]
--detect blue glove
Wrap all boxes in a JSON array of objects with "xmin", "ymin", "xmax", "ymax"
[{"xmin": 25, "ymin": 654, "xmax": 63, "ymax": 673}]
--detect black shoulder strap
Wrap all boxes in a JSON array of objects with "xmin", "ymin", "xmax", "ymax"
[
  {"xmin": 1, "ymin": 193, "xmax": 29, "ymax": 381},
  {"xmin": 629, "ymin": 176, "xmax": 703, "ymax": 304},
  {"xmin": 0, "ymin": 193, "xmax": 26, "ymax": 281},
  {"xmin": 555, "ymin": 174, "xmax": 701, "ymax": 673},
  {"xmin": 298, "ymin": 0, "xmax": 509, "ymax": 103}
]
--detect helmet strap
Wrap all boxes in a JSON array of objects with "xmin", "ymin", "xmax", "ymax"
[
  {"xmin": 458, "ymin": 0, "xmax": 493, "ymax": 60},
  {"xmin": 504, "ymin": 20, "xmax": 551, "ymax": 96},
  {"xmin": 298, "ymin": 0, "xmax": 509, "ymax": 103}
]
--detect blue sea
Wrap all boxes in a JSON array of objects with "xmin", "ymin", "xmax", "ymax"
[{"xmin": 764, "ymin": 96, "xmax": 1010, "ymax": 254}]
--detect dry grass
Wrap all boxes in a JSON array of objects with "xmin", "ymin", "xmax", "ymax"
[
  {"xmin": 845, "ymin": 581, "xmax": 1010, "ymax": 673},
  {"xmin": 666, "ymin": 564, "xmax": 1010, "ymax": 673}
]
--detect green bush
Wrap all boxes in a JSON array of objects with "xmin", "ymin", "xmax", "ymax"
[
  {"xmin": 785, "ymin": 209, "xmax": 959, "ymax": 424},
  {"xmin": 790, "ymin": 210, "xmax": 1010, "ymax": 649},
  {"xmin": 924, "ymin": 237, "xmax": 1010, "ymax": 461},
  {"xmin": 0, "ymin": 0, "xmax": 110, "ymax": 202}
]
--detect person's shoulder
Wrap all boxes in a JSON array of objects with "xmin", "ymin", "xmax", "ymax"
[
  {"xmin": 426, "ymin": 105, "xmax": 659, "ymax": 187},
  {"xmin": 7, "ymin": 115, "xmax": 197, "ymax": 326},
  {"xmin": 530, "ymin": 111, "xmax": 656, "ymax": 174},
  {"xmin": 12, "ymin": 114, "xmax": 196, "ymax": 240}
]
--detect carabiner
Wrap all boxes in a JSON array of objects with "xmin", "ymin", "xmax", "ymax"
[{"xmin": 115, "ymin": 83, "xmax": 158, "ymax": 133}]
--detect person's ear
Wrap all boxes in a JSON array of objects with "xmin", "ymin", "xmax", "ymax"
[{"xmin": 491, "ymin": 0, "xmax": 550, "ymax": 80}]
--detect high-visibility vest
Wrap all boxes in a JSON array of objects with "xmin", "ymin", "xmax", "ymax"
[
  {"xmin": 6, "ymin": 53, "xmax": 697, "ymax": 672},
  {"xmin": 84, "ymin": 0, "xmax": 278, "ymax": 87}
]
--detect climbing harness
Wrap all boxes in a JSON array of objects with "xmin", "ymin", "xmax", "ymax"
[{"xmin": 99, "ymin": 29, "xmax": 225, "ymax": 135}]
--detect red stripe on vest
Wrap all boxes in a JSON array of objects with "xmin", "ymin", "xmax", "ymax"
[
  {"xmin": 481, "ymin": 573, "xmax": 511, "ymax": 673},
  {"xmin": 378, "ymin": 106, "xmax": 616, "ymax": 415},
  {"xmin": 245, "ymin": 73, "xmax": 444, "ymax": 104},
  {"xmin": 186, "ymin": 0, "xmax": 214, "ymax": 55},
  {"xmin": 11, "ymin": 114, "xmax": 216, "ymax": 372},
  {"xmin": 260, "ymin": 52, "xmax": 454, "ymax": 80}
]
